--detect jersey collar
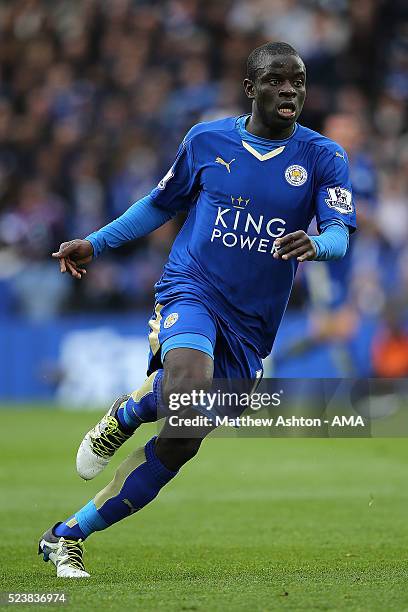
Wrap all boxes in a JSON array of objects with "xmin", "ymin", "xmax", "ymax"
[{"xmin": 237, "ymin": 114, "xmax": 298, "ymax": 162}]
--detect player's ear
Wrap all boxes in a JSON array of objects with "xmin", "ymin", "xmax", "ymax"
[{"xmin": 243, "ymin": 78, "xmax": 255, "ymax": 99}]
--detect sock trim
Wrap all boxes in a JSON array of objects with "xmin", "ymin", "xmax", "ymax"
[
  {"xmin": 54, "ymin": 518, "xmax": 86, "ymax": 540},
  {"xmin": 75, "ymin": 500, "xmax": 108, "ymax": 537},
  {"xmin": 121, "ymin": 402, "xmax": 142, "ymax": 428}
]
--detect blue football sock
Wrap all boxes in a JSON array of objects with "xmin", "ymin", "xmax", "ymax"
[
  {"xmin": 116, "ymin": 370, "xmax": 166, "ymax": 431},
  {"xmin": 55, "ymin": 436, "xmax": 177, "ymax": 540},
  {"xmin": 115, "ymin": 403, "xmax": 141, "ymax": 432},
  {"xmin": 54, "ymin": 517, "xmax": 88, "ymax": 540}
]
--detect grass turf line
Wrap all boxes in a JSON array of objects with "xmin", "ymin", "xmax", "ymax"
[{"xmin": 0, "ymin": 408, "xmax": 407, "ymax": 611}]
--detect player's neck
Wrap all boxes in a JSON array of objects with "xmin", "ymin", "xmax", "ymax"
[{"xmin": 245, "ymin": 115, "xmax": 295, "ymax": 141}]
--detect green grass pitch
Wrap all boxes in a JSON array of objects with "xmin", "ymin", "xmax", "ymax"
[{"xmin": 0, "ymin": 408, "xmax": 407, "ymax": 611}]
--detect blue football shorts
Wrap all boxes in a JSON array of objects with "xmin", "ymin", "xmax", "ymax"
[{"xmin": 146, "ymin": 296, "xmax": 263, "ymax": 382}]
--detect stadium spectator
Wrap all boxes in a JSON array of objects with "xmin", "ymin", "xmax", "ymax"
[{"xmin": 0, "ymin": 0, "xmax": 407, "ymax": 373}]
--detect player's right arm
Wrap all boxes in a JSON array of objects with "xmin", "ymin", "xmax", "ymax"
[{"xmin": 52, "ymin": 134, "xmax": 199, "ymax": 279}]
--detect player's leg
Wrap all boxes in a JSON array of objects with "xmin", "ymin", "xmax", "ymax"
[
  {"xmin": 155, "ymin": 347, "xmax": 215, "ymax": 470},
  {"xmin": 76, "ymin": 300, "xmax": 216, "ymax": 480},
  {"xmin": 39, "ymin": 346, "xmax": 215, "ymax": 578},
  {"xmin": 76, "ymin": 371, "xmax": 165, "ymax": 480}
]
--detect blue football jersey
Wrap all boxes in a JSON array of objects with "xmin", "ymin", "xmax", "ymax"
[{"xmin": 149, "ymin": 116, "xmax": 356, "ymax": 358}]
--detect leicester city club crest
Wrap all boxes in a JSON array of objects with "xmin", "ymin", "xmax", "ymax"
[
  {"xmin": 164, "ymin": 312, "xmax": 179, "ymax": 328},
  {"xmin": 285, "ymin": 165, "xmax": 308, "ymax": 186}
]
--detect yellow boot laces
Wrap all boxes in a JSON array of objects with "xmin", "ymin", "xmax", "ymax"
[{"xmin": 91, "ymin": 416, "xmax": 131, "ymax": 458}]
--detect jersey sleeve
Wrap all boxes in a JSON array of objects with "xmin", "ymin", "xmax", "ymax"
[
  {"xmin": 149, "ymin": 133, "xmax": 199, "ymax": 213},
  {"xmin": 314, "ymin": 146, "xmax": 357, "ymax": 233}
]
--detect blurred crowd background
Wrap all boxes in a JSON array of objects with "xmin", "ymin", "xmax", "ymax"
[{"xmin": 0, "ymin": 0, "xmax": 407, "ymax": 384}]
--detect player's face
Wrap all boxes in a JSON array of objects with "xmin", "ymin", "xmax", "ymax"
[{"xmin": 245, "ymin": 55, "xmax": 306, "ymax": 130}]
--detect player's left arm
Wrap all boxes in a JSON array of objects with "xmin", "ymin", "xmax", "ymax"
[
  {"xmin": 273, "ymin": 145, "xmax": 356, "ymax": 262},
  {"xmin": 54, "ymin": 133, "xmax": 200, "ymax": 277}
]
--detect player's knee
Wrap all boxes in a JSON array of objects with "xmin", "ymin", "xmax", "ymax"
[
  {"xmin": 162, "ymin": 348, "xmax": 213, "ymax": 405},
  {"xmin": 155, "ymin": 436, "xmax": 202, "ymax": 470}
]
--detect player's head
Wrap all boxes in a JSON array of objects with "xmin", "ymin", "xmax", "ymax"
[{"xmin": 244, "ymin": 42, "xmax": 306, "ymax": 130}]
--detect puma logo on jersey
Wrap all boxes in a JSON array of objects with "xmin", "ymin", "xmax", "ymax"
[
  {"xmin": 215, "ymin": 157, "xmax": 235, "ymax": 173},
  {"xmin": 335, "ymin": 151, "xmax": 346, "ymax": 162}
]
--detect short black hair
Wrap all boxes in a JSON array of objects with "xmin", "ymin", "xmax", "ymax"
[{"xmin": 247, "ymin": 42, "xmax": 300, "ymax": 81}]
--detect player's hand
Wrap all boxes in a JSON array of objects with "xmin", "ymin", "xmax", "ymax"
[
  {"xmin": 273, "ymin": 231, "xmax": 317, "ymax": 262},
  {"xmin": 52, "ymin": 239, "xmax": 94, "ymax": 279}
]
